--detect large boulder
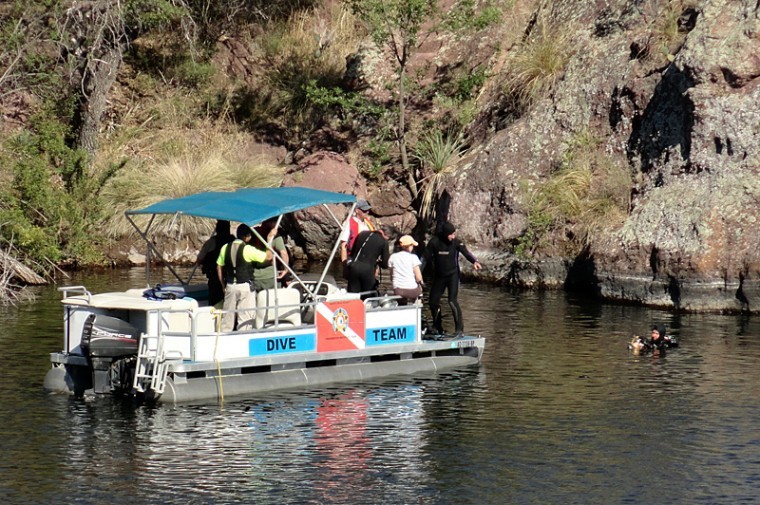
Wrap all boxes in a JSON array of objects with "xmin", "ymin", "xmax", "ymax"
[
  {"xmin": 282, "ymin": 151, "xmax": 364, "ymax": 260},
  {"xmin": 282, "ymin": 151, "xmax": 420, "ymax": 259}
]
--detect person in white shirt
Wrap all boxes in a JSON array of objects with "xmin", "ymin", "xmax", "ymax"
[{"xmin": 388, "ymin": 235, "xmax": 424, "ymax": 304}]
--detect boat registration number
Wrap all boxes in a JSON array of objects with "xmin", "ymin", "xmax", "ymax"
[{"xmin": 451, "ymin": 340, "xmax": 473, "ymax": 349}]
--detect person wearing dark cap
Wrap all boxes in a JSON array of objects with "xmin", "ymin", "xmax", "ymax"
[
  {"xmin": 423, "ymin": 222, "xmax": 482, "ymax": 336},
  {"xmin": 196, "ymin": 220, "xmax": 233, "ymax": 308},
  {"xmin": 628, "ymin": 324, "xmax": 678, "ymax": 355},
  {"xmin": 339, "ymin": 199, "xmax": 382, "ymax": 278},
  {"xmin": 216, "ymin": 223, "xmax": 276, "ymax": 331}
]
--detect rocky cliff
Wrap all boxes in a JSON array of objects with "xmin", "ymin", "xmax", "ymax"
[
  {"xmin": 94, "ymin": 0, "xmax": 757, "ymax": 314},
  {"xmin": 441, "ymin": 0, "xmax": 759, "ymax": 313}
]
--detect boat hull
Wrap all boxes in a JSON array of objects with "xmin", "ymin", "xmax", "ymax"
[{"xmin": 46, "ymin": 336, "xmax": 484, "ymax": 403}]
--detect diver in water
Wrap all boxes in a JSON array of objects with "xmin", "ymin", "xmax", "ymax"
[{"xmin": 629, "ymin": 324, "xmax": 678, "ymax": 355}]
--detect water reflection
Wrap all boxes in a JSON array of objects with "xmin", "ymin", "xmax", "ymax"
[
  {"xmin": 47, "ymin": 381, "xmax": 452, "ymax": 504},
  {"xmin": 0, "ymin": 270, "xmax": 758, "ymax": 504}
]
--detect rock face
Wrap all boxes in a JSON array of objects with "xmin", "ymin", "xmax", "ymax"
[
  {"xmin": 445, "ymin": 0, "xmax": 760, "ymax": 312},
  {"xmin": 282, "ymin": 151, "xmax": 365, "ymax": 260},
  {"xmin": 281, "ymin": 151, "xmax": 417, "ymax": 259}
]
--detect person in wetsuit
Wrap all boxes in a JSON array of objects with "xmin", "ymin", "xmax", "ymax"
[
  {"xmin": 423, "ymin": 222, "xmax": 482, "ymax": 336},
  {"xmin": 629, "ymin": 324, "xmax": 678, "ymax": 355},
  {"xmin": 643, "ymin": 324, "xmax": 678, "ymax": 355},
  {"xmin": 346, "ymin": 230, "xmax": 389, "ymax": 299}
]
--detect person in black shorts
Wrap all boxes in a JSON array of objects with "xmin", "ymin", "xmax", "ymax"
[{"xmin": 346, "ymin": 230, "xmax": 389, "ymax": 299}]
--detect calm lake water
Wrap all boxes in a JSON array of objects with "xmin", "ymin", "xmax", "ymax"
[{"xmin": 1, "ymin": 268, "xmax": 758, "ymax": 504}]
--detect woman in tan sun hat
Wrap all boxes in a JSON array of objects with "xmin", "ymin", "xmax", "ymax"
[{"xmin": 388, "ymin": 234, "xmax": 424, "ymax": 304}]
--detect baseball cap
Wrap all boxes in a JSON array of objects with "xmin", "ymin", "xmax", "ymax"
[
  {"xmin": 356, "ymin": 199, "xmax": 372, "ymax": 211},
  {"xmin": 399, "ymin": 235, "xmax": 418, "ymax": 247}
]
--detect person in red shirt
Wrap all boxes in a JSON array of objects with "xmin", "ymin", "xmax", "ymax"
[{"xmin": 339, "ymin": 199, "xmax": 376, "ymax": 263}]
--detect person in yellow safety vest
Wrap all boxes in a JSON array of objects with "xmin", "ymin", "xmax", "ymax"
[{"xmin": 216, "ymin": 223, "xmax": 275, "ymax": 331}]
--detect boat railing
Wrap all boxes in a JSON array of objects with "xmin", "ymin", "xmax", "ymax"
[
  {"xmin": 58, "ymin": 285, "xmax": 92, "ymax": 303},
  {"xmin": 141, "ymin": 293, "xmax": 318, "ymax": 362},
  {"xmin": 139, "ymin": 307, "xmax": 205, "ymax": 362}
]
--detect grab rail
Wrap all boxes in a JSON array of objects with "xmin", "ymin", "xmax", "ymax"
[{"xmin": 58, "ymin": 285, "xmax": 92, "ymax": 303}]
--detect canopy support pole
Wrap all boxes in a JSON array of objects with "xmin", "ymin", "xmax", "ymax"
[{"xmin": 125, "ymin": 213, "xmax": 185, "ymax": 286}]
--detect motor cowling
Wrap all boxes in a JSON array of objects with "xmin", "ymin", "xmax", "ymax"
[{"xmin": 80, "ymin": 314, "xmax": 141, "ymax": 393}]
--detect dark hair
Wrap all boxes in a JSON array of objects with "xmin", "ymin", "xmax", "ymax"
[
  {"xmin": 215, "ymin": 220, "xmax": 230, "ymax": 235},
  {"xmin": 236, "ymin": 224, "xmax": 253, "ymax": 240}
]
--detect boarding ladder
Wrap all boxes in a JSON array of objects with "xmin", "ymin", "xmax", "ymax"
[{"xmin": 133, "ymin": 332, "xmax": 178, "ymax": 395}]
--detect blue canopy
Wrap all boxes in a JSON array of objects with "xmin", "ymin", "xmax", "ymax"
[{"xmin": 126, "ymin": 187, "xmax": 356, "ymax": 226}]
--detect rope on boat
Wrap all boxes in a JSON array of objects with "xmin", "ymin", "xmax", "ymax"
[{"xmin": 212, "ymin": 309, "xmax": 225, "ymax": 405}]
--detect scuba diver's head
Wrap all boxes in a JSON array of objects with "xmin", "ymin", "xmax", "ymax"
[
  {"xmin": 651, "ymin": 324, "xmax": 666, "ymax": 340},
  {"xmin": 439, "ymin": 221, "xmax": 456, "ymax": 242}
]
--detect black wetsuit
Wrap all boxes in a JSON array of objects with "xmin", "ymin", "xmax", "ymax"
[
  {"xmin": 347, "ymin": 231, "xmax": 389, "ymax": 298},
  {"xmin": 644, "ymin": 335, "xmax": 677, "ymax": 354},
  {"xmin": 424, "ymin": 234, "xmax": 478, "ymax": 334}
]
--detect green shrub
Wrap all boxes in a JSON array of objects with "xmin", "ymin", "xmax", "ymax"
[
  {"xmin": 363, "ymin": 136, "xmax": 395, "ymax": 180},
  {"xmin": 172, "ymin": 60, "xmax": 216, "ymax": 88},
  {"xmin": 414, "ymin": 129, "xmax": 466, "ymax": 219},
  {"xmin": 0, "ymin": 107, "xmax": 107, "ymax": 266},
  {"xmin": 454, "ymin": 66, "xmax": 489, "ymax": 102},
  {"xmin": 305, "ymin": 83, "xmax": 385, "ymax": 122},
  {"xmin": 445, "ymin": 0, "xmax": 504, "ymax": 32}
]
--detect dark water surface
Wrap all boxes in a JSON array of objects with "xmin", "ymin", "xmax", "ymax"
[{"xmin": 1, "ymin": 269, "xmax": 758, "ymax": 504}]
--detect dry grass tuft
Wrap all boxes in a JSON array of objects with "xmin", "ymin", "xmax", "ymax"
[
  {"xmin": 502, "ymin": 11, "xmax": 574, "ymax": 113},
  {"xmin": 643, "ymin": 0, "xmax": 697, "ymax": 61},
  {"xmin": 98, "ymin": 103, "xmax": 283, "ymax": 239},
  {"xmin": 252, "ymin": 4, "xmax": 364, "ymax": 133},
  {"xmin": 520, "ymin": 129, "xmax": 631, "ymax": 255}
]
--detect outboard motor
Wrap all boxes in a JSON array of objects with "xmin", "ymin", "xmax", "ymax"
[{"xmin": 81, "ymin": 314, "xmax": 141, "ymax": 394}]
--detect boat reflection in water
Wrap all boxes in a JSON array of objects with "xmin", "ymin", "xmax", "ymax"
[
  {"xmin": 313, "ymin": 390, "xmax": 374, "ymax": 495},
  {"xmin": 55, "ymin": 378, "xmax": 463, "ymax": 503}
]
